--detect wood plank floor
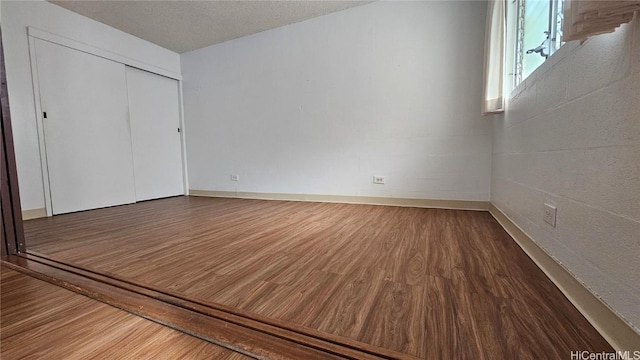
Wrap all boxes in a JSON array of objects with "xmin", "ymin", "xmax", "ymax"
[
  {"xmin": 0, "ymin": 265, "xmax": 250, "ymax": 359},
  {"xmin": 25, "ymin": 196, "xmax": 613, "ymax": 358}
]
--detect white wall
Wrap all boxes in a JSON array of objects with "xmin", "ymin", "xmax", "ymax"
[
  {"xmin": 492, "ymin": 19, "xmax": 640, "ymax": 331},
  {"xmin": 0, "ymin": 0, "xmax": 181, "ymax": 211},
  {"xmin": 182, "ymin": 1, "xmax": 491, "ymax": 201}
]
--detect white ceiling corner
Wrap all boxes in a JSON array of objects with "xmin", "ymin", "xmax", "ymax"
[{"xmin": 48, "ymin": 0, "xmax": 374, "ymax": 53}]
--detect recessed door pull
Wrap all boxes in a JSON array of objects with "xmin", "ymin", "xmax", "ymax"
[{"xmin": 43, "ymin": 112, "xmax": 47, "ymax": 119}]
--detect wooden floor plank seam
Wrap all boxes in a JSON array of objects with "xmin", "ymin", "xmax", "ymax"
[
  {"xmin": 2, "ymin": 254, "xmax": 418, "ymax": 360},
  {"xmin": 25, "ymin": 251, "xmax": 415, "ymax": 360},
  {"xmin": 4, "ymin": 257, "xmax": 337, "ymax": 360},
  {"xmin": 0, "ymin": 265, "xmax": 253, "ymax": 360}
]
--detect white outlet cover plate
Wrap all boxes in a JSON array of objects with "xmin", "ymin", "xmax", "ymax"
[
  {"xmin": 373, "ymin": 176, "xmax": 385, "ymax": 184},
  {"xmin": 231, "ymin": 175, "xmax": 239, "ymax": 181},
  {"xmin": 544, "ymin": 203, "xmax": 557, "ymax": 227}
]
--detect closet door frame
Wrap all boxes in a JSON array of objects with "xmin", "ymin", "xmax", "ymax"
[
  {"xmin": 27, "ymin": 27, "xmax": 188, "ymax": 216},
  {"xmin": 1, "ymin": 27, "xmax": 26, "ymax": 255}
]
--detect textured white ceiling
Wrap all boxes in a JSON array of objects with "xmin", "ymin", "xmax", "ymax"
[{"xmin": 49, "ymin": 0, "xmax": 372, "ymax": 53}]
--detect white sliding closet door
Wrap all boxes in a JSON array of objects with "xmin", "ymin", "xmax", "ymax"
[
  {"xmin": 125, "ymin": 67, "xmax": 184, "ymax": 201},
  {"xmin": 35, "ymin": 39, "xmax": 136, "ymax": 215}
]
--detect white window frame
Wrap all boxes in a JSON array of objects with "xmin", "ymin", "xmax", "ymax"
[{"xmin": 506, "ymin": 0, "xmax": 564, "ymax": 92}]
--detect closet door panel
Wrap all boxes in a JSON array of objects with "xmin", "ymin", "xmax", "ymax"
[
  {"xmin": 126, "ymin": 67, "xmax": 183, "ymax": 201},
  {"xmin": 35, "ymin": 39, "xmax": 135, "ymax": 214}
]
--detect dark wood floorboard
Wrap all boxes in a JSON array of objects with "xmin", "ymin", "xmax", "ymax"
[
  {"xmin": 24, "ymin": 196, "xmax": 613, "ymax": 358},
  {"xmin": 0, "ymin": 265, "xmax": 250, "ymax": 359}
]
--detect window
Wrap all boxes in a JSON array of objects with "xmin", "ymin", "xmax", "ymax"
[
  {"xmin": 508, "ymin": 0, "xmax": 564, "ymax": 88},
  {"xmin": 483, "ymin": 0, "xmax": 639, "ymax": 114}
]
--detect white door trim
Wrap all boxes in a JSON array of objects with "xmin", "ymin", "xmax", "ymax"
[
  {"xmin": 27, "ymin": 36, "xmax": 53, "ymax": 216},
  {"xmin": 27, "ymin": 27, "xmax": 182, "ymax": 81},
  {"xmin": 178, "ymin": 80, "xmax": 189, "ymax": 196}
]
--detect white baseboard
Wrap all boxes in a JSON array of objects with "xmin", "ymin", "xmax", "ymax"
[
  {"xmin": 188, "ymin": 189, "xmax": 490, "ymax": 211},
  {"xmin": 489, "ymin": 204, "xmax": 640, "ymax": 351},
  {"xmin": 22, "ymin": 208, "xmax": 47, "ymax": 220}
]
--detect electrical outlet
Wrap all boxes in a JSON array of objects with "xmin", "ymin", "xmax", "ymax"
[
  {"xmin": 543, "ymin": 203, "xmax": 557, "ymax": 227},
  {"xmin": 231, "ymin": 174, "xmax": 239, "ymax": 181},
  {"xmin": 373, "ymin": 176, "xmax": 385, "ymax": 184}
]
